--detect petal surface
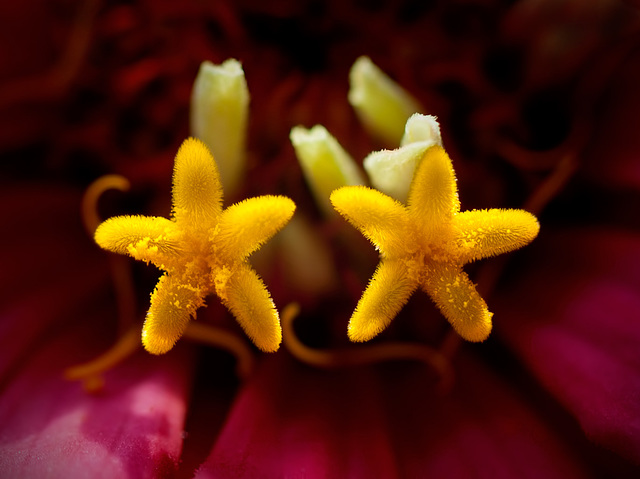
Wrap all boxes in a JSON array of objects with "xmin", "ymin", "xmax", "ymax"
[
  {"xmin": 0, "ymin": 185, "xmax": 108, "ymax": 382},
  {"xmin": 495, "ymin": 229, "xmax": 640, "ymax": 461},
  {"xmin": 348, "ymin": 259, "xmax": 417, "ymax": 342},
  {"xmin": 330, "ymin": 186, "xmax": 412, "ymax": 257},
  {"xmin": 384, "ymin": 354, "xmax": 593, "ymax": 478},
  {"xmin": 0, "ymin": 311, "xmax": 193, "ymax": 478},
  {"xmin": 195, "ymin": 354, "xmax": 398, "ymax": 479},
  {"xmin": 196, "ymin": 352, "xmax": 590, "ymax": 479}
]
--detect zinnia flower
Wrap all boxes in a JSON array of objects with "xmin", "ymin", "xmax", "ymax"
[{"xmin": 1, "ymin": 0, "xmax": 640, "ymax": 478}]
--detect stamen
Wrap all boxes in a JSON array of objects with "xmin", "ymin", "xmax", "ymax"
[
  {"xmin": 64, "ymin": 324, "xmax": 141, "ymax": 394},
  {"xmin": 82, "ymin": 174, "xmax": 136, "ymax": 333},
  {"xmin": 439, "ymin": 330, "xmax": 462, "ymax": 359},
  {"xmin": 182, "ymin": 322, "xmax": 255, "ymax": 379},
  {"xmin": 65, "ymin": 316, "xmax": 255, "ymax": 392},
  {"xmin": 282, "ymin": 304, "xmax": 455, "ymax": 394},
  {"xmin": 524, "ymin": 153, "xmax": 578, "ymax": 215},
  {"xmin": 495, "ymin": 119, "xmax": 587, "ymax": 172},
  {"xmin": 65, "ymin": 175, "xmax": 142, "ymax": 394},
  {"xmin": 81, "ymin": 174, "xmax": 131, "ymax": 236}
]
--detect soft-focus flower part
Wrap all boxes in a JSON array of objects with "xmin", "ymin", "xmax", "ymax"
[
  {"xmin": 277, "ymin": 216, "xmax": 338, "ymax": 296},
  {"xmin": 3, "ymin": 0, "xmax": 640, "ymax": 477},
  {"xmin": 190, "ymin": 59, "xmax": 249, "ymax": 196},
  {"xmin": 0, "ymin": 326, "xmax": 193, "ymax": 478},
  {"xmin": 495, "ymin": 228, "xmax": 640, "ymax": 462},
  {"xmin": 364, "ymin": 113, "xmax": 443, "ymax": 203},
  {"xmin": 95, "ymin": 137, "xmax": 295, "ymax": 354},
  {"xmin": 348, "ymin": 55, "xmax": 423, "ymax": 146},
  {"xmin": 331, "ymin": 145, "xmax": 540, "ymax": 342},
  {"xmin": 195, "ymin": 351, "xmax": 591, "ymax": 479},
  {"xmin": 290, "ymin": 124, "xmax": 365, "ymax": 215},
  {"xmin": 0, "ymin": 186, "xmax": 195, "ymax": 478}
]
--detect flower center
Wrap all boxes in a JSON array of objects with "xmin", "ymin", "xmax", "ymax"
[{"xmin": 65, "ymin": 175, "xmax": 256, "ymax": 393}]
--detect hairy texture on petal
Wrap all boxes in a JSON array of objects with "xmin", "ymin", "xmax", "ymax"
[
  {"xmin": 94, "ymin": 215, "xmax": 179, "ymax": 265},
  {"xmin": 142, "ymin": 274, "xmax": 204, "ymax": 354},
  {"xmin": 422, "ymin": 264, "xmax": 492, "ymax": 342},
  {"xmin": 172, "ymin": 137, "xmax": 223, "ymax": 226},
  {"xmin": 408, "ymin": 145, "xmax": 460, "ymax": 235},
  {"xmin": 349, "ymin": 260, "xmax": 417, "ymax": 342},
  {"xmin": 214, "ymin": 195, "xmax": 296, "ymax": 261},
  {"xmin": 331, "ymin": 186, "xmax": 411, "ymax": 257},
  {"xmin": 454, "ymin": 209, "xmax": 540, "ymax": 263},
  {"xmin": 217, "ymin": 264, "xmax": 281, "ymax": 352}
]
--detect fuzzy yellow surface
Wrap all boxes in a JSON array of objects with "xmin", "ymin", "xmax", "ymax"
[
  {"xmin": 95, "ymin": 138, "xmax": 295, "ymax": 354},
  {"xmin": 331, "ymin": 145, "xmax": 540, "ymax": 343}
]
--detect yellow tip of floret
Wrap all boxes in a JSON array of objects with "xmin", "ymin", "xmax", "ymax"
[
  {"xmin": 172, "ymin": 137, "xmax": 223, "ymax": 225},
  {"xmin": 142, "ymin": 274, "xmax": 203, "ymax": 355}
]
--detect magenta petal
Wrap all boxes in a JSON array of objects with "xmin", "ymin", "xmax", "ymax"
[
  {"xmin": 0, "ymin": 185, "xmax": 110, "ymax": 381},
  {"xmin": 382, "ymin": 355, "xmax": 590, "ymax": 479},
  {"xmin": 0, "ymin": 314, "xmax": 194, "ymax": 478},
  {"xmin": 196, "ymin": 352, "xmax": 588, "ymax": 479},
  {"xmin": 0, "ymin": 269, "xmax": 106, "ymax": 383},
  {"xmin": 195, "ymin": 354, "xmax": 398, "ymax": 478},
  {"xmin": 496, "ymin": 228, "xmax": 640, "ymax": 461}
]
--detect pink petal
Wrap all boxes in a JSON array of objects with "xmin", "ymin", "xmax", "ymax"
[
  {"xmin": 0, "ymin": 185, "xmax": 109, "ymax": 381},
  {"xmin": 0, "ymin": 268, "xmax": 107, "ymax": 382},
  {"xmin": 195, "ymin": 354, "xmax": 397, "ymax": 478},
  {"xmin": 495, "ymin": 228, "xmax": 640, "ymax": 461},
  {"xmin": 0, "ymin": 307, "xmax": 194, "ymax": 477},
  {"xmin": 196, "ymin": 351, "xmax": 588, "ymax": 478}
]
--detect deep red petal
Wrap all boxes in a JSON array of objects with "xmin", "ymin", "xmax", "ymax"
[
  {"xmin": 0, "ymin": 183, "xmax": 194, "ymax": 476},
  {"xmin": 496, "ymin": 228, "xmax": 640, "ymax": 461},
  {"xmin": 0, "ymin": 185, "xmax": 108, "ymax": 381},
  {"xmin": 196, "ymin": 351, "xmax": 588, "ymax": 478}
]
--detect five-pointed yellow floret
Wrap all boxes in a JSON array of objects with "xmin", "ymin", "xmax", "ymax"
[
  {"xmin": 331, "ymin": 145, "xmax": 539, "ymax": 343},
  {"xmin": 95, "ymin": 138, "xmax": 295, "ymax": 354}
]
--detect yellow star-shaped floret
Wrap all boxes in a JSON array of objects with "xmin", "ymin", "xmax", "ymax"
[
  {"xmin": 331, "ymin": 145, "xmax": 539, "ymax": 342},
  {"xmin": 95, "ymin": 138, "xmax": 296, "ymax": 354}
]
